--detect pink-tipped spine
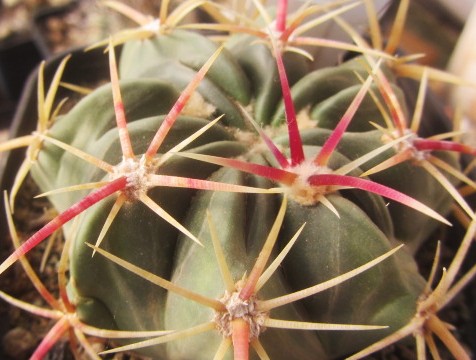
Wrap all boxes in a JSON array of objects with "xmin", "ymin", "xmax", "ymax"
[
  {"xmin": 414, "ymin": 139, "xmax": 476, "ymax": 156},
  {"xmin": 30, "ymin": 317, "xmax": 70, "ymax": 360},
  {"xmin": 308, "ymin": 174, "xmax": 450, "ymax": 225},
  {"xmin": 275, "ymin": 0, "xmax": 288, "ymax": 33},
  {"xmin": 274, "ymin": 48, "xmax": 305, "ymax": 166},
  {"xmin": 232, "ymin": 319, "xmax": 250, "ymax": 360},
  {"xmin": 145, "ymin": 47, "xmax": 223, "ymax": 160},
  {"xmin": 0, "ymin": 177, "xmax": 127, "ymax": 275},
  {"xmin": 109, "ymin": 42, "xmax": 135, "ymax": 159}
]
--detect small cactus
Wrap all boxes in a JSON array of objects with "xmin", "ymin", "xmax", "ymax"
[{"xmin": 0, "ymin": 1, "xmax": 475, "ymax": 359}]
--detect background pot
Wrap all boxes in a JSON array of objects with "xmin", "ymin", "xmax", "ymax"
[
  {"xmin": 0, "ymin": 45, "xmax": 110, "ymax": 359},
  {"xmin": 0, "ymin": 34, "xmax": 43, "ymax": 127}
]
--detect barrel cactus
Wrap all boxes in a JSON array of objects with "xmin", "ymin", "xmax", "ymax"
[{"xmin": 1, "ymin": 1, "xmax": 475, "ymax": 359}]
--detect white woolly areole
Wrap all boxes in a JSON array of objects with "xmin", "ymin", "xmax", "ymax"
[
  {"xmin": 111, "ymin": 156, "xmax": 157, "ymax": 200},
  {"xmin": 142, "ymin": 19, "xmax": 161, "ymax": 33},
  {"xmin": 214, "ymin": 291, "xmax": 268, "ymax": 340},
  {"xmin": 260, "ymin": 20, "xmax": 297, "ymax": 46},
  {"xmin": 262, "ymin": 21, "xmax": 283, "ymax": 42},
  {"xmin": 383, "ymin": 130, "xmax": 429, "ymax": 162},
  {"xmin": 182, "ymin": 92, "xmax": 216, "ymax": 119},
  {"xmin": 286, "ymin": 159, "xmax": 333, "ymax": 206},
  {"xmin": 233, "ymin": 129, "xmax": 271, "ymax": 158},
  {"xmin": 232, "ymin": 129, "xmax": 259, "ymax": 147}
]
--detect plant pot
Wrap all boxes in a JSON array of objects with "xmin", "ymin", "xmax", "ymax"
[{"xmin": 0, "ymin": 34, "xmax": 43, "ymax": 123}]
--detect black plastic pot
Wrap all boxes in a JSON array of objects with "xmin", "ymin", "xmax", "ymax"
[
  {"xmin": 0, "ymin": 34, "xmax": 43, "ymax": 126},
  {"xmin": 0, "ymin": 1, "xmax": 78, "ymax": 130}
]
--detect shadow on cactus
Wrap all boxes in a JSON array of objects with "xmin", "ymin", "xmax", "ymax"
[{"xmin": 0, "ymin": 0, "xmax": 475, "ymax": 359}]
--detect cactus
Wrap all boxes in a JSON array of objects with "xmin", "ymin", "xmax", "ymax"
[{"xmin": 0, "ymin": 1, "xmax": 475, "ymax": 359}]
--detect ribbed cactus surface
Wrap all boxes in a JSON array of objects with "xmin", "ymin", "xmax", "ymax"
[
  {"xmin": 1, "ymin": 2, "xmax": 474, "ymax": 360},
  {"xmin": 25, "ymin": 27, "xmax": 450, "ymax": 359}
]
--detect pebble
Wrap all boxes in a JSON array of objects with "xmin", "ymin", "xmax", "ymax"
[{"xmin": 2, "ymin": 327, "xmax": 37, "ymax": 359}]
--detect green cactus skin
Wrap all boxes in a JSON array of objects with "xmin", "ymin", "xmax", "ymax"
[
  {"xmin": 269, "ymin": 56, "xmax": 400, "ymax": 127},
  {"xmin": 119, "ymin": 30, "xmax": 251, "ymax": 128},
  {"xmin": 225, "ymin": 34, "xmax": 310, "ymax": 125},
  {"xmin": 28, "ymin": 28, "xmax": 461, "ymax": 359},
  {"xmin": 310, "ymin": 83, "xmax": 406, "ymax": 132},
  {"xmin": 31, "ymin": 77, "xmax": 247, "ymax": 356},
  {"xmin": 162, "ymin": 160, "xmax": 426, "ymax": 359},
  {"xmin": 285, "ymin": 128, "xmax": 459, "ymax": 252},
  {"xmin": 278, "ymin": 194, "xmax": 424, "ymax": 358},
  {"xmin": 120, "ymin": 30, "xmax": 251, "ymax": 104},
  {"xmin": 164, "ymin": 168, "xmax": 329, "ymax": 360}
]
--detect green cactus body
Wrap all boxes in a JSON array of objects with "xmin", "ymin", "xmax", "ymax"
[
  {"xmin": 31, "ymin": 77, "xmax": 248, "ymax": 357},
  {"xmin": 163, "ymin": 167, "xmax": 328, "ymax": 359},
  {"xmin": 279, "ymin": 194, "xmax": 424, "ymax": 357},
  {"xmin": 310, "ymin": 83, "xmax": 406, "ymax": 132},
  {"xmin": 269, "ymin": 57, "xmax": 392, "ymax": 126},
  {"xmin": 162, "ymin": 149, "xmax": 426, "ymax": 359},
  {"xmin": 119, "ymin": 29, "xmax": 251, "ymax": 128},
  {"xmin": 288, "ymin": 128, "xmax": 459, "ymax": 252},
  {"xmin": 225, "ymin": 34, "xmax": 310, "ymax": 125},
  {"xmin": 25, "ymin": 28, "xmax": 459, "ymax": 359}
]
